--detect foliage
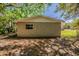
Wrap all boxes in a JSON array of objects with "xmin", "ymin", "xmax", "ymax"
[
  {"xmin": 0, "ymin": 3, "xmax": 50, "ymax": 34},
  {"xmin": 71, "ymin": 18, "xmax": 79, "ymax": 29},
  {"xmin": 64, "ymin": 23, "xmax": 71, "ymax": 29},
  {"xmin": 56, "ymin": 3, "xmax": 79, "ymax": 19}
]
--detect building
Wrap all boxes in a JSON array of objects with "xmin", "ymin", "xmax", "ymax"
[{"xmin": 16, "ymin": 16, "xmax": 63, "ymax": 37}]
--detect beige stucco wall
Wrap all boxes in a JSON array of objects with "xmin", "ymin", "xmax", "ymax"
[{"xmin": 16, "ymin": 22, "xmax": 61, "ymax": 37}]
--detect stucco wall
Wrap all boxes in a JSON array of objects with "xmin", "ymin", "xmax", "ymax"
[{"xmin": 16, "ymin": 22, "xmax": 61, "ymax": 37}]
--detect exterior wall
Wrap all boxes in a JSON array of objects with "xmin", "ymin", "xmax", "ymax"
[
  {"xmin": 16, "ymin": 22, "xmax": 61, "ymax": 37},
  {"xmin": 61, "ymin": 22, "xmax": 65, "ymax": 30}
]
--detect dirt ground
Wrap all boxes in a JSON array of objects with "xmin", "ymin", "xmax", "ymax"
[{"xmin": 0, "ymin": 35, "xmax": 79, "ymax": 56}]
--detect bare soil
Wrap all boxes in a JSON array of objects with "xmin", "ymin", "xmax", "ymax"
[{"xmin": 0, "ymin": 34, "xmax": 79, "ymax": 56}]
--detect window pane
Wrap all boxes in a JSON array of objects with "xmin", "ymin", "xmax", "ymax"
[{"xmin": 26, "ymin": 24, "xmax": 33, "ymax": 29}]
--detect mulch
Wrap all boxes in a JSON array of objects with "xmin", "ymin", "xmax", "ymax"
[{"xmin": 0, "ymin": 35, "xmax": 79, "ymax": 56}]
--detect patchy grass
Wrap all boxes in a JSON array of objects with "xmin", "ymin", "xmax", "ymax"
[{"xmin": 61, "ymin": 29, "xmax": 77, "ymax": 38}]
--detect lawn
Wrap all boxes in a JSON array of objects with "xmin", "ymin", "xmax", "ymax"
[{"xmin": 61, "ymin": 29, "xmax": 77, "ymax": 38}]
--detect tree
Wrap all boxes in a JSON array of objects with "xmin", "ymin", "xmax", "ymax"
[
  {"xmin": 64, "ymin": 23, "xmax": 71, "ymax": 29},
  {"xmin": 71, "ymin": 18, "xmax": 79, "ymax": 29},
  {"xmin": 0, "ymin": 3, "xmax": 50, "ymax": 34},
  {"xmin": 56, "ymin": 3, "xmax": 79, "ymax": 19}
]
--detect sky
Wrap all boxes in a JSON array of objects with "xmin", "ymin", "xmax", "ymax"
[
  {"xmin": 44, "ymin": 4, "xmax": 63, "ymax": 19},
  {"xmin": 44, "ymin": 3, "xmax": 72, "ymax": 23}
]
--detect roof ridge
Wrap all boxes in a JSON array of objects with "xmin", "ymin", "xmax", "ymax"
[{"xmin": 16, "ymin": 16, "xmax": 64, "ymax": 23}]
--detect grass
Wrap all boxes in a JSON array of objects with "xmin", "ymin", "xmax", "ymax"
[{"xmin": 61, "ymin": 29, "xmax": 77, "ymax": 38}]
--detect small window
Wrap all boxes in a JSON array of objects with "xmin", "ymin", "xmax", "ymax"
[{"xmin": 26, "ymin": 24, "xmax": 33, "ymax": 29}]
